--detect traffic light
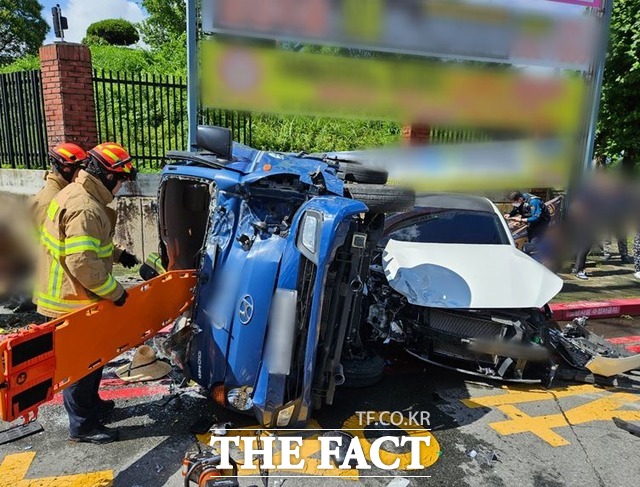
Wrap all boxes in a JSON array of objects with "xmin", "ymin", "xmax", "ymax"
[{"xmin": 51, "ymin": 4, "xmax": 68, "ymax": 40}]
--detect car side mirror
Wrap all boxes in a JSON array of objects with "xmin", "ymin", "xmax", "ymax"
[{"xmin": 196, "ymin": 125, "xmax": 233, "ymax": 160}]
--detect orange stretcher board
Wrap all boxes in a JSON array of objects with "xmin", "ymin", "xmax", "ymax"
[{"xmin": 0, "ymin": 270, "xmax": 197, "ymax": 423}]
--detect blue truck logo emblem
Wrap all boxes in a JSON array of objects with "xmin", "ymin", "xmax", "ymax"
[{"xmin": 238, "ymin": 295, "xmax": 254, "ymax": 324}]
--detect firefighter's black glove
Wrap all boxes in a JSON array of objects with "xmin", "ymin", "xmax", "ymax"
[
  {"xmin": 119, "ymin": 250, "xmax": 139, "ymax": 269},
  {"xmin": 114, "ymin": 290, "xmax": 128, "ymax": 307}
]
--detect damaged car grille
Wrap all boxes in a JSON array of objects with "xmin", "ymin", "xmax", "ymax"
[{"xmin": 429, "ymin": 309, "xmax": 505, "ymax": 363}]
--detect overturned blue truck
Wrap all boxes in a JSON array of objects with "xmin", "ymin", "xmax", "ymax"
[{"xmin": 156, "ymin": 125, "xmax": 414, "ymax": 428}]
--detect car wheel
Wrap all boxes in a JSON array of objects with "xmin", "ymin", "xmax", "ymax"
[
  {"xmin": 342, "ymin": 353, "xmax": 386, "ymax": 388},
  {"xmin": 338, "ymin": 161, "xmax": 388, "ymax": 185},
  {"xmin": 345, "ymin": 183, "xmax": 415, "ymax": 213}
]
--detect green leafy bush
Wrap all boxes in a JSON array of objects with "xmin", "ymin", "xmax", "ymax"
[
  {"xmin": 85, "ymin": 19, "xmax": 140, "ymax": 46},
  {"xmin": 251, "ymin": 114, "xmax": 401, "ymax": 153},
  {"xmin": 90, "ymin": 46, "xmax": 154, "ymax": 73},
  {"xmin": 0, "ymin": 54, "xmax": 40, "ymax": 73}
]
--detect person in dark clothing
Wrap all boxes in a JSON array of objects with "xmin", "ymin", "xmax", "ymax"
[
  {"xmin": 633, "ymin": 232, "xmax": 640, "ymax": 280},
  {"xmin": 526, "ymin": 224, "xmax": 565, "ymax": 272},
  {"xmin": 602, "ymin": 234, "xmax": 633, "ymax": 264},
  {"xmin": 505, "ymin": 191, "xmax": 550, "ymax": 243}
]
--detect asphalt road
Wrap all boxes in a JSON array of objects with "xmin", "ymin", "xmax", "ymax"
[{"xmin": 1, "ymin": 320, "xmax": 640, "ymax": 487}]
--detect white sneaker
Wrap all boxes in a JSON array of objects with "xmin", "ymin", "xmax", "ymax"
[
  {"xmin": 576, "ymin": 271, "xmax": 589, "ymax": 280},
  {"xmin": 634, "ymin": 272, "xmax": 640, "ymax": 280}
]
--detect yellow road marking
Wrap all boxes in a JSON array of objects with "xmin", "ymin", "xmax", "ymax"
[
  {"xmin": 0, "ymin": 452, "xmax": 113, "ymax": 487},
  {"xmin": 463, "ymin": 385, "xmax": 640, "ymax": 447},
  {"xmin": 492, "ymin": 405, "xmax": 571, "ymax": 447},
  {"xmin": 0, "ymin": 452, "xmax": 33, "ymax": 486},
  {"xmin": 462, "ymin": 384, "xmax": 604, "ymax": 409}
]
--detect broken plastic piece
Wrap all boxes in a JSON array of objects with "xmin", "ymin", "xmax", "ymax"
[
  {"xmin": 387, "ymin": 478, "xmax": 410, "ymax": 487},
  {"xmin": 585, "ymin": 354, "xmax": 640, "ymax": 377},
  {"xmin": 468, "ymin": 446, "xmax": 500, "ymax": 467},
  {"xmin": 210, "ymin": 422, "xmax": 232, "ymax": 437}
]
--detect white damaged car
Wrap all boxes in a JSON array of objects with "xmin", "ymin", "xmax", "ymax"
[{"xmin": 364, "ymin": 194, "xmax": 640, "ymax": 383}]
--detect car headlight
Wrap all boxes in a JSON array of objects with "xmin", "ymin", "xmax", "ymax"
[
  {"xmin": 226, "ymin": 386, "xmax": 254, "ymax": 411},
  {"xmin": 297, "ymin": 211, "xmax": 322, "ymax": 262},
  {"xmin": 301, "ymin": 213, "xmax": 318, "ymax": 253},
  {"xmin": 276, "ymin": 404, "xmax": 296, "ymax": 427}
]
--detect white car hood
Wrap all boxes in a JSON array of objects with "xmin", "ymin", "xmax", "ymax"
[{"xmin": 382, "ymin": 240, "xmax": 563, "ymax": 309}]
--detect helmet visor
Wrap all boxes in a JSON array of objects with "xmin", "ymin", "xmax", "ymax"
[{"xmin": 114, "ymin": 159, "xmax": 137, "ymax": 182}]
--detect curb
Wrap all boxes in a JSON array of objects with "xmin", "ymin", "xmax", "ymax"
[{"xmin": 550, "ymin": 298, "xmax": 640, "ymax": 321}]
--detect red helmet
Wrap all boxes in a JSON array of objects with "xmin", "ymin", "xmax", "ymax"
[
  {"xmin": 48, "ymin": 143, "xmax": 89, "ymax": 167},
  {"xmin": 88, "ymin": 142, "xmax": 137, "ymax": 180}
]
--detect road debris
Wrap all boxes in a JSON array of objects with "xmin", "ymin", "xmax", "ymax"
[
  {"xmin": 467, "ymin": 446, "xmax": 500, "ymax": 467},
  {"xmin": 387, "ymin": 477, "xmax": 410, "ymax": 487},
  {"xmin": 613, "ymin": 417, "xmax": 640, "ymax": 438}
]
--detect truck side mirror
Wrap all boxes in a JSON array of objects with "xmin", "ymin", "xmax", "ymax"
[{"xmin": 196, "ymin": 125, "xmax": 233, "ymax": 161}]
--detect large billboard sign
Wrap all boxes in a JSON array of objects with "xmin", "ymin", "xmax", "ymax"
[
  {"xmin": 332, "ymin": 138, "xmax": 575, "ymax": 191},
  {"xmin": 202, "ymin": 0, "xmax": 597, "ymax": 71},
  {"xmin": 201, "ymin": 42, "xmax": 585, "ymax": 133},
  {"xmin": 549, "ymin": 0, "xmax": 602, "ymax": 7}
]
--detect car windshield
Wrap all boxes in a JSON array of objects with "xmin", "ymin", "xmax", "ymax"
[{"xmin": 386, "ymin": 210, "xmax": 509, "ymax": 245}]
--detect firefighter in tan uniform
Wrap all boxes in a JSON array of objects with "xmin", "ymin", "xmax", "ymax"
[
  {"xmin": 6, "ymin": 144, "xmax": 89, "ymax": 314},
  {"xmin": 31, "ymin": 143, "xmax": 88, "ymax": 229},
  {"xmin": 38, "ymin": 142, "xmax": 139, "ymax": 444}
]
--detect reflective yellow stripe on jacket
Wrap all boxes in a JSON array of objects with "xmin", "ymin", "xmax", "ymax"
[
  {"xmin": 46, "ymin": 260, "xmax": 63, "ymax": 297},
  {"xmin": 41, "ymin": 229, "xmax": 114, "ymax": 258},
  {"xmin": 89, "ymin": 274, "xmax": 119, "ymax": 298},
  {"xmin": 36, "ymin": 292, "xmax": 97, "ymax": 313},
  {"xmin": 47, "ymin": 199, "xmax": 60, "ymax": 222}
]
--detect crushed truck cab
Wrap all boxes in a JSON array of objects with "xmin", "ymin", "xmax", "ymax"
[{"xmin": 156, "ymin": 126, "xmax": 413, "ymax": 427}]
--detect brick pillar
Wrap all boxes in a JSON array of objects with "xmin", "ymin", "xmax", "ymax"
[
  {"xmin": 401, "ymin": 124, "xmax": 430, "ymax": 145},
  {"xmin": 39, "ymin": 43, "xmax": 97, "ymax": 150}
]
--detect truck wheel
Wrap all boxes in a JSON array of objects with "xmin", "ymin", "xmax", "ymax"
[
  {"xmin": 345, "ymin": 183, "xmax": 415, "ymax": 213},
  {"xmin": 342, "ymin": 354, "xmax": 386, "ymax": 388},
  {"xmin": 338, "ymin": 161, "xmax": 388, "ymax": 185}
]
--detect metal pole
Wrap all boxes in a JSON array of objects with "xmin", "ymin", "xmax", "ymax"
[
  {"xmin": 187, "ymin": 0, "xmax": 198, "ymax": 151},
  {"xmin": 582, "ymin": 0, "xmax": 613, "ymax": 172}
]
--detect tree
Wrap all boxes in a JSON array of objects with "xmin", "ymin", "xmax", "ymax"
[
  {"xmin": 139, "ymin": 0, "xmax": 186, "ymax": 47},
  {"xmin": 596, "ymin": 0, "xmax": 640, "ymax": 173},
  {"xmin": 85, "ymin": 19, "xmax": 140, "ymax": 46},
  {"xmin": 0, "ymin": 0, "xmax": 48, "ymax": 65}
]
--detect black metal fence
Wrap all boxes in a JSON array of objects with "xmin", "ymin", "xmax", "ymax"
[
  {"xmin": 429, "ymin": 127, "xmax": 491, "ymax": 144},
  {"xmin": 0, "ymin": 70, "xmax": 48, "ymax": 169},
  {"xmin": 92, "ymin": 70, "xmax": 251, "ymax": 169},
  {"xmin": 0, "ymin": 68, "xmax": 486, "ymax": 172}
]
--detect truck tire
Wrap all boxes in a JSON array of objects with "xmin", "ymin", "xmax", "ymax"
[
  {"xmin": 338, "ymin": 161, "xmax": 388, "ymax": 185},
  {"xmin": 342, "ymin": 354, "xmax": 386, "ymax": 388},
  {"xmin": 345, "ymin": 183, "xmax": 415, "ymax": 213}
]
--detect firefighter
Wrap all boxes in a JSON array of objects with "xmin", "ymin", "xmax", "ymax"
[
  {"xmin": 13, "ymin": 144, "xmax": 90, "ymax": 313},
  {"xmin": 31, "ymin": 143, "xmax": 89, "ymax": 228},
  {"xmin": 37, "ymin": 142, "xmax": 139, "ymax": 444}
]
